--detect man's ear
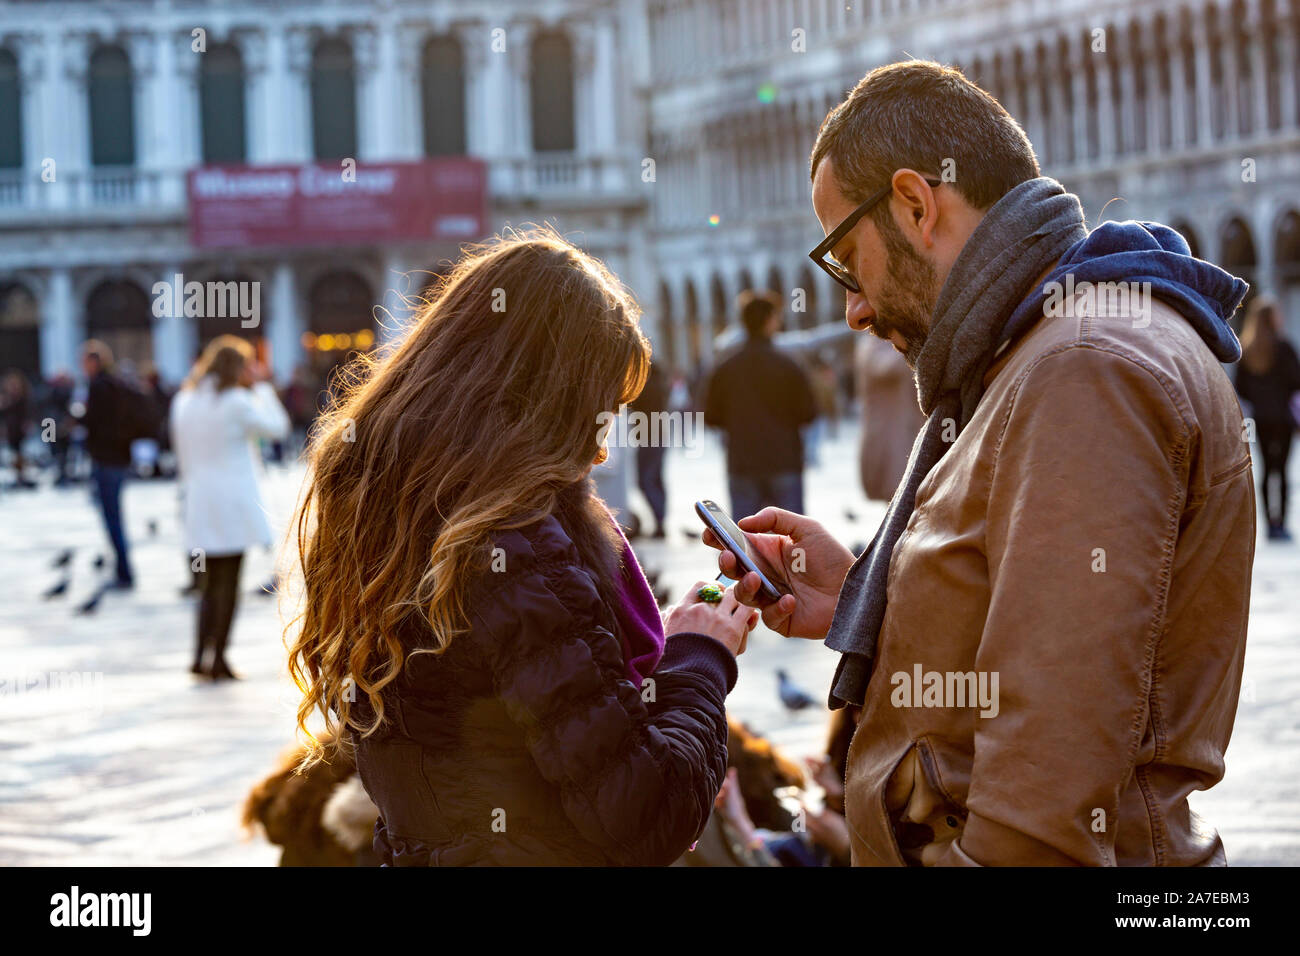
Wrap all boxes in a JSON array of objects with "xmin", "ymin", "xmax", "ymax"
[{"xmin": 890, "ymin": 169, "xmax": 940, "ymax": 248}]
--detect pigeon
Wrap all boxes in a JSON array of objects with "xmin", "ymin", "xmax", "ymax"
[
  {"xmin": 77, "ymin": 586, "xmax": 106, "ymax": 615},
  {"xmin": 776, "ymin": 669, "xmax": 815, "ymax": 713},
  {"xmin": 147, "ymin": 519, "xmax": 159, "ymax": 537},
  {"xmin": 255, "ymin": 574, "xmax": 279, "ymax": 596},
  {"xmin": 844, "ymin": 508, "xmax": 859, "ymax": 522},
  {"xmin": 42, "ymin": 578, "xmax": 70, "ymax": 600},
  {"xmin": 93, "ymin": 554, "xmax": 106, "ymax": 570},
  {"xmin": 51, "ymin": 549, "xmax": 74, "ymax": 569}
]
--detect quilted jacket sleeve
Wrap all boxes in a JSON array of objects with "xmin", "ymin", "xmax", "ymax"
[{"xmin": 471, "ymin": 562, "xmax": 736, "ymax": 866}]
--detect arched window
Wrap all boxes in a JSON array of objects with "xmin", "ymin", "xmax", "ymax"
[
  {"xmin": 85, "ymin": 279, "xmax": 152, "ymax": 367},
  {"xmin": 683, "ymin": 280, "xmax": 700, "ymax": 372},
  {"xmin": 422, "ymin": 35, "xmax": 466, "ymax": 156},
  {"xmin": 200, "ymin": 43, "xmax": 246, "ymax": 163},
  {"xmin": 1275, "ymin": 211, "xmax": 1300, "ymax": 336},
  {"xmin": 656, "ymin": 279, "xmax": 676, "ymax": 373},
  {"xmin": 196, "ymin": 274, "xmax": 261, "ymax": 350},
  {"xmin": 0, "ymin": 49, "xmax": 21, "ymax": 170},
  {"xmin": 1170, "ymin": 221, "xmax": 1201, "ymax": 259},
  {"xmin": 0, "ymin": 281, "xmax": 39, "ymax": 377},
  {"xmin": 307, "ymin": 270, "xmax": 376, "ymax": 381},
  {"xmin": 1220, "ymin": 217, "xmax": 1257, "ymax": 310},
  {"xmin": 530, "ymin": 31, "xmax": 575, "ymax": 152},
  {"xmin": 89, "ymin": 46, "xmax": 134, "ymax": 166},
  {"xmin": 709, "ymin": 274, "xmax": 727, "ymax": 338},
  {"xmin": 311, "ymin": 39, "xmax": 357, "ymax": 160}
]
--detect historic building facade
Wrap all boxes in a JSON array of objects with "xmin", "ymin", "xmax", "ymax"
[
  {"xmin": 1, "ymin": 0, "xmax": 1297, "ymax": 387},
  {"xmin": 0, "ymin": 0, "xmax": 648, "ymax": 384},
  {"xmin": 644, "ymin": 0, "xmax": 1300, "ymax": 374}
]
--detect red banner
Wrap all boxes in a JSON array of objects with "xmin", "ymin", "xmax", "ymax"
[{"xmin": 187, "ymin": 158, "xmax": 488, "ymax": 249}]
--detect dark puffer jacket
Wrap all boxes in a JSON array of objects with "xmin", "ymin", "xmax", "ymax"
[{"xmin": 351, "ymin": 512, "xmax": 736, "ymax": 866}]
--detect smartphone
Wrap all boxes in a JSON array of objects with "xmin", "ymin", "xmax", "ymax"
[{"xmin": 695, "ymin": 499, "xmax": 786, "ymax": 604}]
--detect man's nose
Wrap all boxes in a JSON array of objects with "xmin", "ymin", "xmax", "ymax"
[{"xmin": 845, "ymin": 291, "xmax": 874, "ymax": 332}]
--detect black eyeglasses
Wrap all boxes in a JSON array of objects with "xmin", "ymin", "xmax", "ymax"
[{"xmin": 808, "ymin": 176, "xmax": 943, "ymax": 294}]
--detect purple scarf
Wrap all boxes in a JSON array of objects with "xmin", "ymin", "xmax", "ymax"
[{"xmin": 608, "ymin": 519, "xmax": 666, "ymax": 686}]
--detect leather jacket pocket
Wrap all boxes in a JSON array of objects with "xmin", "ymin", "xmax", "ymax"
[{"xmin": 884, "ymin": 738, "xmax": 967, "ymax": 866}]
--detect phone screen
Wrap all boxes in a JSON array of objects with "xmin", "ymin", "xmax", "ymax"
[{"xmin": 696, "ymin": 499, "xmax": 785, "ymax": 602}]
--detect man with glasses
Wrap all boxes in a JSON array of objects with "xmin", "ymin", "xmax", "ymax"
[{"xmin": 707, "ymin": 60, "xmax": 1254, "ymax": 867}]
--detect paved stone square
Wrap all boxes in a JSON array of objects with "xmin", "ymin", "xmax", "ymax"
[{"xmin": 0, "ymin": 422, "xmax": 1296, "ymax": 864}]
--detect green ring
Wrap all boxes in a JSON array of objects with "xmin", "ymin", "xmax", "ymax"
[{"xmin": 697, "ymin": 583, "xmax": 724, "ymax": 604}]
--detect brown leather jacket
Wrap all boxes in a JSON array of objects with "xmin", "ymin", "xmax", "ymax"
[{"xmin": 844, "ymin": 293, "xmax": 1255, "ymax": 866}]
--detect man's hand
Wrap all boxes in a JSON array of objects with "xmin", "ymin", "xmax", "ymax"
[{"xmin": 702, "ymin": 507, "xmax": 853, "ymax": 639}]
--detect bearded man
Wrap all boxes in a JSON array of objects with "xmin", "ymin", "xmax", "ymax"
[{"xmin": 709, "ymin": 59, "xmax": 1253, "ymax": 866}]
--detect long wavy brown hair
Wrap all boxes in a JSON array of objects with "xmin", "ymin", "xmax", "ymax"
[{"xmin": 287, "ymin": 228, "xmax": 650, "ymax": 769}]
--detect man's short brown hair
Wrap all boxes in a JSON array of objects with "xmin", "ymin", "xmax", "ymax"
[
  {"xmin": 737, "ymin": 289, "xmax": 783, "ymax": 337},
  {"xmin": 810, "ymin": 59, "xmax": 1040, "ymax": 219}
]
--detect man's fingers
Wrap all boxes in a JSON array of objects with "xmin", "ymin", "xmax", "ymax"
[
  {"xmin": 737, "ymin": 506, "xmax": 805, "ymax": 537},
  {"xmin": 702, "ymin": 528, "xmax": 722, "ymax": 550},
  {"xmin": 717, "ymin": 548, "xmax": 740, "ymax": 577},
  {"xmin": 760, "ymin": 594, "xmax": 796, "ymax": 634}
]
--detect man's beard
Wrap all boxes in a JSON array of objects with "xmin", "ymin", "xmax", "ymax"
[{"xmin": 870, "ymin": 216, "xmax": 939, "ymax": 368}]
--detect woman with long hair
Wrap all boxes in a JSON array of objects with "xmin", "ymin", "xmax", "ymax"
[
  {"xmin": 289, "ymin": 230, "xmax": 756, "ymax": 866},
  {"xmin": 1236, "ymin": 296, "xmax": 1300, "ymax": 541},
  {"xmin": 172, "ymin": 335, "xmax": 290, "ymax": 678}
]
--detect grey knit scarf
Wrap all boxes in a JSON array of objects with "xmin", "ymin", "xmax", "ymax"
[{"xmin": 825, "ymin": 177, "xmax": 1088, "ymax": 709}]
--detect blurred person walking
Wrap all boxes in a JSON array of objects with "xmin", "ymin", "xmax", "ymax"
[
  {"xmin": 704, "ymin": 290, "xmax": 816, "ymax": 518},
  {"xmin": 631, "ymin": 360, "xmax": 670, "ymax": 537},
  {"xmin": 172, "ymin": 336, "xmax": 290, "ymax": 680},
  {"xmin": 854, "ymin": 332, "xmax": 925, "ymax": 501},
  {"xmin": 1235, "ymin": 296, "xmax": 1300, "ymax": 541},
  {"xmin": 289, "ymin": 230, "xmax": 755, "ymax": 866},
  {"xmin": 79, "ymin": 341, "xmax": 136, "ymax": 589},
  {"xmin": 43, "ymin": 371, "xmax": 77, "ymax": 485},
  {"xmin": 0, "ymin": 370, "xmax": 35, "ymax": 488}
]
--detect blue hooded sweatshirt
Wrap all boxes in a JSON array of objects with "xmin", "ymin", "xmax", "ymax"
[{"xmin": 999, "ymin": 220, "xmax": 1248, "ymax": 364}]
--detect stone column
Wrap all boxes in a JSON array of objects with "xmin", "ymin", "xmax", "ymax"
[
  {"xmin": 1169, "ymin": 30, "xmax": 1189, "ymax": 149},
  {"xmin": 285, "ymin": 27, "xmax": 314, "ymax": 161},
  {"xmin": 269, "ymin": 261, "xmax": 303, "ymax": 384},
  {"xmin": 1144, "ymin": 30, "xmax": 1164, "ymax": 153},
  {"xmin": 1095, "ymin": 53, "xmax": 1115, "ymax": 161},
  {"xmin": 508, "ymin": 21, "xmax": 533, "ymax": 158},
  {"xmin": 151, "ymin": 263, "xmax": 193, "ymax": 384},
  {"xmin": 168, "ymin": 30, "xmax": 201, "ymax": 202},
  {"xmin": 40, "ymin": 267, "xmax": 78, "ymax": 378},
  {"xmin": 1193, "ymin": 11, "xmax": 1215, "ymax": 145},
  {"xmin": 242, "ymin": 30, "xmax": 277, "ymax": 162},
  {"xmin": 391, "ymin": 25, "xmax": 422, "ymax": 159},
  {"xmin": 1221, "ymin": 11, "xmax": 1242, "ymax": 139},
  {"xmin": 1279, "ymin": 6, "xmax": 1298, "ymax": 130},
  {"xmin": 458, "ymin": 22, "xmax": 489, "ymax": 157},
  {"xmin": 17, "ymin": 33, "xmax": 49, "ymax": 207},
  {"xmin": 1247, "ymin": 0, "xmax": 1270, "ymax": 136},
  {"xmin": 126, "ymin": 31, "xmax": 159, "ymax": 179},
  {"xmin": 378, "ymin": 251, "xmax": 414, "ymax": 345},
  {"xmin": 1118, "ymin": 42, "xmax": 1139, "ymax": 155},
  {"xmin": 58, "ymin": 32, "xmax": 91, "ymax": 207},
  {"xmin": 1071, "ymin": 45, "xmax": 1090, "ymax": 163}
]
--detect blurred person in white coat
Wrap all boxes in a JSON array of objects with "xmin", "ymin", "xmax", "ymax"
[{"xmin": 171, "ymin": 335, "xmax": 290, "ymax": 680}]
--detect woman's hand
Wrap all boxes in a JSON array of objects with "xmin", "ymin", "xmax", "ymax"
[
  {"xmin": 663, "ymin": 581, "xmax": 758, "ymax": 657},
  {"xmin": 702, "ymin": 507, "xmax": 854, "ymax": 639}
]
